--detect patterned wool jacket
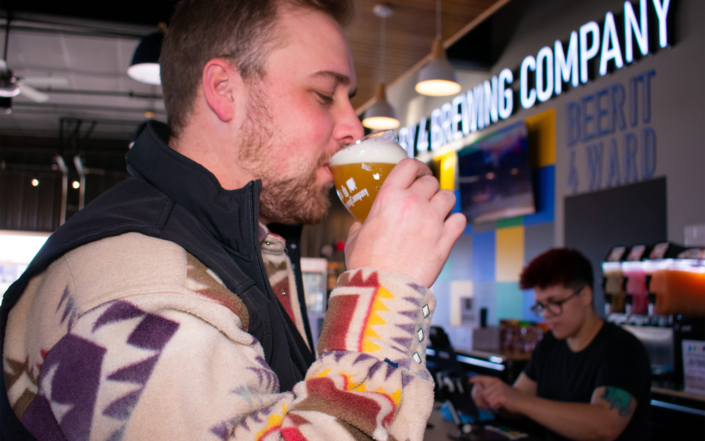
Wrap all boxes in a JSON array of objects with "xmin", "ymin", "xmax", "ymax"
[{"xmin": 1, "ymin": 121, "xmax": 437, "ymax": 441}]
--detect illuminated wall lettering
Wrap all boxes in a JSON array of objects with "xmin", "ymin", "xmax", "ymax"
[
  {"xmin": 624, "ymin": 0, "xmax": 648, "ymax": 63},
  {"xmin": 403, "ymin": 0, "xmax": 671, "ymax": 159},
  {"xmin": 555, "ymin": 31, "xmax": 579, "ymax": 95},
  {"xmin": 520, "ymin": 55, "xmax": 537, "ymax": 109},
  {"xmin": 498, "ymin": 68, "xmax": 513, "ymax": 119}
]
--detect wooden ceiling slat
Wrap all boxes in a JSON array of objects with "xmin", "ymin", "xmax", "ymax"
[{"xmin": 348, "ymin": 0, "xmax": 507, "ymax": 111}]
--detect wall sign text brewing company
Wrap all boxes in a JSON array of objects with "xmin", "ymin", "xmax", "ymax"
[{"xmin": 399, "ymin": 0, "xmax": 673, "ymax": 159}]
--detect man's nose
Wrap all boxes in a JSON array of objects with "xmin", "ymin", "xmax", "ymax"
[{"xmin": 334, "ymin": 102, "xmax": 364, "ymax": 146}]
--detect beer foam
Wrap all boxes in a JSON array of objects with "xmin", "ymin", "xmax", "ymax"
[{"xmin": 329, "ymin": 140, "xmax": 408, "ymax": 166}]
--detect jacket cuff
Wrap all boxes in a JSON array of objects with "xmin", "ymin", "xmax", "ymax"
[{"xmin": 317, "ymin": 268, "xmax": 435, "ymax": 370}]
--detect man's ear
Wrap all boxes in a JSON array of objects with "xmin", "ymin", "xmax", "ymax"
[
  {"xmin": 582, "ymin": 286, "xmax": 594, "ymax": 307},
  {"xmin": 202, "ymin": 58, "xmax": 240, "ymax": 122}
]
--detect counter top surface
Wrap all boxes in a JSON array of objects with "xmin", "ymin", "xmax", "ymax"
[
  {"xmin": 456, "ymin": 348, "xmax": 533, "ymax": 362},
  {"xmin": 424, "ymin": 406, "xmax": 547, "ymax": 441},
  {"xmin": 651, "ymin": 386, "xmax": 705, "ymax": 403}
]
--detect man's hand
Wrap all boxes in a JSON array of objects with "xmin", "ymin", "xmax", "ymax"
[
  {"xmin": 345, "ymin": 158, "xmax": 466, "ymax": 288},
  {"xmin": 470, "ymin": 376, "xmax": 525, "ymax": 415}
]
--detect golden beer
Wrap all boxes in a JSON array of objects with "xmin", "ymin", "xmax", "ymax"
[{"xmin": 329, "ymin": 131, "xmax": 408, "ymax": 222}]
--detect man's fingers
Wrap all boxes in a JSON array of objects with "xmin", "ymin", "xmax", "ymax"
[
  {"xmin": 429, "ymin": 189, "xmax": 458, "ymax": 216},
  {"xmin": 348, "ymin": 221, "xmax": 362, "ymax": 237},
  {"xmin": 382, "ymin": 158, "xmax": 432, "ymax": 190},
  {"xmin": 409, "ymin": 175, "xmax": 441, "ymax": 201},
  {"xmin": 474, "ymin": 393, "xmax": 491, "ymax": 410},
  {"xmin": 485, "ymin": 390, "xmax": 506, "ymax": 410},
  {"xmin": 471, "ymin": 383, "xmax": 491, "ymax": 410},
  {"xmin": 469, "ymin": 376, "xmax": 495, "ymax": 385},
  {"xmin": 436, "ymin": 213, "xmax": 467, "ymax": 254}
]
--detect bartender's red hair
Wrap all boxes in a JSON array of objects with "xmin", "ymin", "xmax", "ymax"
[{"xmin": 520, "ymin": 248, "xmax": 594, "ymax": 291}]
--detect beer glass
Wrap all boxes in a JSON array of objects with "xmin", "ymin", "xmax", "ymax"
[{"xmin": 329, "ymin": 130, "xmax": 409, "ymax": 222}]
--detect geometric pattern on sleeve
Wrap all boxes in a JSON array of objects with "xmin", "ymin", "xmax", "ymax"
[{"xmin": 20, "ymin": 301, "xmax": 178, "ymax": 441}]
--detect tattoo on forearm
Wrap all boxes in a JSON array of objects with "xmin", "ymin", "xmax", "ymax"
[{"xmin": 601, "ymin": 387, "xmax": 633, "ymax": 417}]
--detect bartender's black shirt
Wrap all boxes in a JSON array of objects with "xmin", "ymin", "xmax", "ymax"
[{"xmin": 524, "ymin": 322, "xmax": 651, "ymax": 441}]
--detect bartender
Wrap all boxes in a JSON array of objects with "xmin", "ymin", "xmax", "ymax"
[{"xmin": 470, "ymin": 248, "xmax": 651, "ymax": 441}]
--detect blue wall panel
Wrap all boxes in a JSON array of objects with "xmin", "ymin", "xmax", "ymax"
[{"xmin": 471, "ymin": 231, "xmax": 495, "ymax": 281}]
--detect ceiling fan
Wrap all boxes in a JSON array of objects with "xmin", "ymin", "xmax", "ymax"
[
  {"xmin": 1, "ymin": 17, "xmax": 69, "ymax": 103},
  {"xmin": 0, "ymin": 59, "xmax": 69, "ymax": 103}
]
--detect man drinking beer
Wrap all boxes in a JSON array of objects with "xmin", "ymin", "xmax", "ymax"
[{"xmin": 0, "ymin": 0, "xmax": 466, "ymax": 440}]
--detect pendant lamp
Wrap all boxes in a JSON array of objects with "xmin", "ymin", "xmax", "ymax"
[
  {"xmin": 363, "ymin": 4, "xmax": 400, "ymax": 130},
  {"xmin": 127, "ymin": 24, "xmax": 166, "ymax": 86},
  {"xmin": 363, "ymin": 83, "xmax": 399, "ymax": 130},
  {"xmin": 415, "ymin": 0, "xmax": 461, "ymax": 96}
]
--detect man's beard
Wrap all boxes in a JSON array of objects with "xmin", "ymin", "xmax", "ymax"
[{"xmin": 238, "ymin": 82, "xmax": 332, "ymax": 225}]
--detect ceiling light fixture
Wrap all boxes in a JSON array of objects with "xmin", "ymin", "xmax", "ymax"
[
  {"xmin": 127, "ymin": 23, "xmax": 166, "ymax": 86},
  {"xmin": 415, "ymin": 0, "xmax": 461, "ymax": 97},
  {"xmin": 363, "ymin": 4, "xmax": 400, "ymax": 130},
  {"xmin": 0, "ymin": 75, "xmax": 20, "ymax": 98}
]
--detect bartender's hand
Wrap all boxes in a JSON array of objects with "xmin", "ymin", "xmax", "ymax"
[
  {"xmin": 470, "ymin": 376, "xmax": 525, "ymax": 415},
  {"xmin": 345, "ymin": 158, "xmax": 466, "ymax": 288}
]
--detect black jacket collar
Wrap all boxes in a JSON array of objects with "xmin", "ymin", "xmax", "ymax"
[
  {"xmin": 126, "ymin": 121, "xmax": 259, "ymax": 258},
  {"xmin": 125, "ymin": 121, "xmax": 315, "ymax": 352}
]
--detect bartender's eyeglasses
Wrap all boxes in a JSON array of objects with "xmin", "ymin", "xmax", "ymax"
[{"xmin": 530, "ymin": 286, "xmax": 585, "ymax": 316}]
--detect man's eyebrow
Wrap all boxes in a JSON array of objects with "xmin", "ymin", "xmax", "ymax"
[{"xmin": 310, "ymin": 70, "xmax": 356, "ymax": 98}]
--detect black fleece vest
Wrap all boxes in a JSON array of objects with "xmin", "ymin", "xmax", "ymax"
[{"xmin": 0, "ymin": 122, "xmax": 315, "ymax": 440}]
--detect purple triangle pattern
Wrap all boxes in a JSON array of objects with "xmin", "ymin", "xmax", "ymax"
[
  {"xmin": 392, "ymin": 358, "xmax": 411, "ymax": 370},
  {"xmin": 22, "ymin": 334, "xmax": 105, "ymax": 441},
  {"xmin": 126, "ymin": 314, "xmax": 180, "ymax": 351},
  {"xmin": 247, "ymin": 367, "xmax": 279, "ymax": 391},
  {"xmin": 211, "ymin": 422, "xmax": 229, "ymax": 441},
  {"xmin": 396, "ymin": 324, "xmax": 415, "ymax": 334},
  {"xmin": 208, "ymin": 400, "xmax": 283, "ymax": 437},
  {"xmin": 20, "ymin": 396, "xmax": 64, "ymax": 441},
  {"xmin": 103, "ymin": 389, "xmax": 142, "ymax": 420},
  {"xmin": 332, "ymin": 350, "xmax": 347, "ymax": 363},
  {"xmin": 406, "ymin": 283, "xmax": 427, "ymax": 295},
  {"xmin": 392, "ymin": 337, "xmax": 412, "ymax": 349},
  {"xmin": 93, "ymin": 301, "xmax": 145, "ymax": 332},
  {"xmin": 384, "ymin": 362, "xmax": 397, "ymax": 380},
  {"xmin": 401, "ymin": 371, "xmax": 415, "ymax": 388},
  {"xmin": 368, "ymin": 360, "xmax": 383, "ymax": 378},
  {"xmin": 402, "ymin": 296, "xmax": 421, "ymax": 306},
  {"xmin": 353, "ymin": 353, "xmax": 374, "ymax": 365},
  {"xmin": 253, "ymin": 355, "xmax": 268, "ymax": 369},
  {"xmin": 106, "ymin": 425, "xmax": 125, "ymax": 441},
  {"xmin": 57, "ymin": 288, "xmax": 79, "ymax": 332},
  {"xmin": 60, "ymin": 297, "xmax": 74, "ymax": 324},
  {"xmin": 399, "ymin": 310, "xmax": 418, "ymax": 320},
  {"xmin": 390, "ymin": 345, "xmax": 408, "ymax": 355},
  {"xmin": 56, "ymin": 286, "xmax": 69, "ymax": 312},
  {"xmin": 107, "ymin": 355, "xmax": 159, "ymax": 385},
  {"xmin": 98, "ymin": 302, "xmax": 180, "ymax": 435}
]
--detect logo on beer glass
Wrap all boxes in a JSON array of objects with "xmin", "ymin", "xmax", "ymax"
[{"xmin": 329, "ymin": 130, "xmax": 409, "ymax": 222}]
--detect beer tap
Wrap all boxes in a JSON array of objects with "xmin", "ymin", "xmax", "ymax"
[
  {"xmin": 602, "ymin": 277, "xmax": 612, "ymax": 316},
  {"xmin": 622, "ymin": 276, "xmax": 633, "ymax": 317}
]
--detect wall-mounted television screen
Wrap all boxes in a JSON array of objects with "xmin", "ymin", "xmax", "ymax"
[{"xmin": 457, "ymin": 122, "xmax": 535, "ymax": 224}]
